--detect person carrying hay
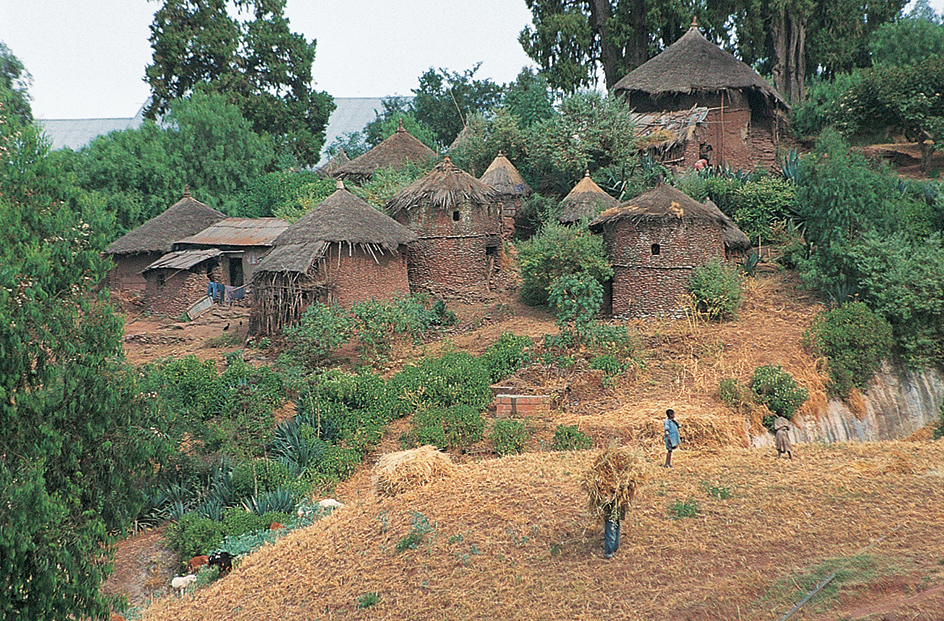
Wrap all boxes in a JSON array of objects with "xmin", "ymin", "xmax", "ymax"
[
  {"xmin": 580, "ymin": 446, "xmax": 645, "ymax": 559},
  {"xmin": 773, "ymin": 416, "xmax": 792, "ymax": 459},
  {"xmin": 663, "ymin": 409, "xmax": 681, "ymax": 468}
]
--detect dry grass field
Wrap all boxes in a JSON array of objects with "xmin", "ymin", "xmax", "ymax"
[{"xmin": 113, "ymin": 271, "xmax": 944, "ymax": 620}]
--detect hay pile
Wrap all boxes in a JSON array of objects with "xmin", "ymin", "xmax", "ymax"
[
  {"xmin": 580, "ymin": 445, "xmax": 650, "ymax": 519},
  {"xmin": 373, "ymin": 445, "xmax": 456, "ymax": 497}
]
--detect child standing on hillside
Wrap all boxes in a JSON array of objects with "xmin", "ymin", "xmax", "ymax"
[{"xmin": 663, "ymin": 409, "xmax": 681, "ymax": 468}]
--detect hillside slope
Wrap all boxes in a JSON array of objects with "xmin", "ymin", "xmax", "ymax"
[{"xmin": 118, "ymin": 271, "xmax": 944, "ymax": 620}]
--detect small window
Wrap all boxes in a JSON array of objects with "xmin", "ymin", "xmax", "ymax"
[
  {"xmin": 651, "ymin": 244, "xmax": 661, "ymax": 255},
  {"xmin": 157, "ymin": 273, "xmax": 166, "ymax": 286},
  {"xmin": 486, "ymin": 245, "xmax": 499, "ymax": 256},
  {"xmin": 452, "ymin": 210, "xmax": 461, "ymax": 222}
]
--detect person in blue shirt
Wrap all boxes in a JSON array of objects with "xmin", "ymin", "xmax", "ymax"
[{"xmin": 663, "ymin": 409, "xmax": 681, "ymax": 468}]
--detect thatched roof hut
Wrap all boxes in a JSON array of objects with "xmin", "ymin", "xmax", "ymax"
[
  {"xmin": 480, "ymin": 152, "xmax": 532, "ymax": 198},
  {"xmin": 334, "ymin": 119, "xmax": 436, "ymax": 184},
  {"xmin": 315, "ymin": 148, "xmax": 350, "ymax": 178},
  {"xmin": 386, "ymin": 156, "xmax": 502, "ymax": 297},
  {"xmin": 558, "ymin": 172, "xmax": 619, "ymax": 225},
  {"xmin": 591, "ymin": 182, "xmax": 729, "ymax": 228},
  {"xmin": 386, "ymin": 156, "xmax": 498, "ymax": 215},
  {"xmin": 105, "ymin": 190, "xmax": 225, "ymax": 256},
  {"xmin": 612, "ymin": 23, "xmax": 788, "ymax": 114},
  {"xmin": 251, "ymin": 181, "xmax": 416, "ymax": 333}
]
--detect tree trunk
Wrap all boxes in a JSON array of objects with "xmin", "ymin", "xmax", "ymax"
[
  {"xmin": 590, "ymin": 0, "xmax": 627, "ymax": 90},
  {"xmin": 770, "ymin": 4, "xmax": 807, "ymax": 103}
]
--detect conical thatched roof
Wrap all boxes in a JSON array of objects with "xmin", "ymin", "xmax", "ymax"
[
  {"xmin": 105, "ymin": 191, "xmax": 226, "ymax": 255},
  {"xmin": 589, "ymin": 182, "xmax": 728, "ymax": 229},
  {"xmin": 334, "ymin": 119, "xmax": 436, "ymax": 183},
  {"xmin": 480, "ymin": 152, "xmax": 532, "ymax": 198},
  {"xmin": 386, "ymin": 156, "xmax": 498, "ymax": 215},
  {"xmin": 705, "ymin": 198, "xmax": 752, "ymax": 253},
  {"xmin": 257, "ymin": 181, "xmax": 416, "ymax": 275},
  {"xmin": 558, "ymin": 172, "xmax": 619, "ymax": 224},
  {"xmin": 612, "ymin": 24, "xmax": 788, "ymax": 112},
  {"xmin": 274, "ymin": 180, "xmax": 417, "ymax": 251},
  {"xmin": 316, "ymin": 148, "xmax": 350, "ymax": 178}
]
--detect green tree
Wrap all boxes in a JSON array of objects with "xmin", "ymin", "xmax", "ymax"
[
  {"xmin": 145, "ymin": 0, "xmax": 334, "ymax": 165},
  {"xmin": 869, "ymin": 4, "xmax": 944, "ymax": 67},
  {"xmin": 410, "ymin": 64, "xmax": 504, "ymax": 147},
  {"xmin": 447, "ymin": 109, "xmax": 529, "ymax": 179},
  {"xmin": 518, "ymin": 220, "xmax": 613, "ymax": 306},
  {"xmin": 0, "ymin": 42, "xmax": 31, "ymax": 125},
  {"xmin": 0, "ymin": 113, "xmax": 164, "ymax": 619},
  {"xmin": 73, "ymin": 89, "xmax": 274, "ymax": 235},
  {"xmin": 502, "ymin": 67, "xmax": 555, "ymax": 129}
]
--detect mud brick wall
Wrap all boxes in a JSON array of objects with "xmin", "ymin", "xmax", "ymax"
[
  {"xmin": 317, "ymin": 243, "xmax": 411, "ymax": 308},
  {"xmin": 394, "ymin": 200, "xmax": 501, "ymax": 296},
  {"xmin": 495, "ymin": 394, "xmax": 549, "ymax": 418},
  {"xmin": 143, "ymin": 270, "xmax": 209, "ymax": 318},
  {"xmin": 601, "ymin": 218, "xmax": 723, "ymax": 317},
  {"xmin": 107, "ymin": 253, "xmax": 158, "ymax": 292}
]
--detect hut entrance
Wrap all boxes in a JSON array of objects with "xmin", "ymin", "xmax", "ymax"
[{"xmin": 228, "ymin": 257, "xmax": 244, "ymax": 287}]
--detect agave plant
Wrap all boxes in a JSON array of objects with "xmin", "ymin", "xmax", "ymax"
[{"xmin": 242, "ymin": 487, "xmax": 299, "ymax": 515}]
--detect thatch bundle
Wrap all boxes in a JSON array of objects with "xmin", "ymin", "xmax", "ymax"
[
  {"xmin": 580, "ymin": 445, "xmax": 649, "ymax": 519},
  {"xmin": 373, "ymin": 445, "xmax": 457, "ymax": 497},
  {"xmin": 385, "ymin": 156, "xmax": 498, "ymax": 215}
]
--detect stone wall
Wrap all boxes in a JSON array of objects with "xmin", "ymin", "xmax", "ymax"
[
  {"xmin": 317, "ymin": 243, "xmax": 411, "ymax": 308},
  {"xmin": 107, "ymin": 253, "xmax": 158, "ymax": 292},
  {"xmin": 395, "ymin": 200, "xmax": 502, "ymax": 296},
  {"xmin": 143, "ymin": 270, "xmax": 209, "ymax": 318},
  {"xmin": 602, "ymin": 218, "xmax": 723, "ymax": 317}
]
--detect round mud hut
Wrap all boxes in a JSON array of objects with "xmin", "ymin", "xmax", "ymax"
[
  {"xmin": 104, "ymin": 189, "xmax": 225, "ymax": 293},
  {"xmin": 386, "ymin": 156, "xmax": 502, "ymax": 298},
  {"xmin": 589, "ymin": 182, "xmax": 733, "ymax": 317},
  {"xmin": 479, "ymin": 152, "xmax": 532, "ymax": 239},
  {"xmin": 250, "ymin": 180, "xmax": 417, "ymax": 335},
  {"xmin": 334, "ymin": 119, "xmax": 436, "ymax": 185},
  {"xmin": 612, "ymin": 21, "xmax": 789, "ymax": 170},
  {"xmin": 558, "ymin": 171, "xmax": 619, "ymax": 225}
]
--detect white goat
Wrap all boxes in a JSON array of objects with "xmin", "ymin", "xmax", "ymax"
[
  {"xmin": 318, "ymin": 498, "xmax": 344, "ymax": 509},
  {"xmin": 171, "ymin": 574, "xmax": 197, "ymax": 595}
]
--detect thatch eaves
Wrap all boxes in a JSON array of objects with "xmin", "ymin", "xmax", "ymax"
[
  {"xmin": 273, "ymin": 180, "xmax": 417, "ymax": 253},
  {"xmin": 254, "ymin": 241, "xmax": 329, "ymax": 275},
  {"xmin": 705, "ymin": 198, "xmax": 752, "ymax": 253},
  {"xmin": 316, "ymin": 148, "xmax": 350, "ymax": 178},
  {"xmin": 480, "ymin": 152, "xmax": 532, "ymax": 198},
  {"xmin": 386, "ymin": 156, "xmax": 499, "ymax": 215},
  {"xmin": 334, "ymin": 119, "xmax": 436, "ymax": 183},
  {"xmin": 558, "ymin": 172, "xmax": 619, "ymax": 224},
  {"xmin": 612, "ymin": 24, "xmax": 788, "ymax": 112},
  {"xmin": 105, "ymin": 192, "xmax": 226, "ymax": 255},
  {"xmin": 589, "ymin": 182, "xmax": 727, "ymax": 230}
]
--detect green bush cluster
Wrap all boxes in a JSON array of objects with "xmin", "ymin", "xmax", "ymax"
[
  {"xmin": 552, "ymin": 424, "xmax": 592, "ymax": 451},
  {"xmin": 803, "ymin": 301, "xmax": 895, "ymax": 397},
  {"xmin": 490, "ymin": 418, "xmax": 530, "ymax": 456},
  {"xmin": 751, "ymin": 365, "xmax": 809, "ymax": 428},
  {"xmin": 718, "ymin": 377, "xmax": 752, "ymax": 413},
  {"xmin": 391, "ymin": 351, "xmax": 493, "ymax": 411},
  {"xmin": 479, "ymin": 332, "xmax": 533, "ymax": 383},
  {"xmin": 407, "ymin": 405, "xmax": 486, "ymax": 451},
  {"xmin": 687, "ymin": 259, "xmax": 742, "ymax": 320},
  {"xmin": 518, "ymin": 221, "xmax": 613, "ymax": 307}
]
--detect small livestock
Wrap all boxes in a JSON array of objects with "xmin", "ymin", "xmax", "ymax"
[
  {"xmin": 269, "ymin": 522, "xmax": 284, "ymax": 530},
  {"xmin": 773, "ymin": 416, "xmax": 793, "ymax": 460},
  {"xmin": 185, "ymin": 554, "xmax": 209, "ymax": 574},
  {"xmin": 318, "ymin": 498, "xmax": 344, "ymax": 509},
  {"xmin": 208, "ymin": 550, "xmax": 233, "ymax": 574},
  {"xmin": 171, "ymin": 574, "xmax": 197, "ymax": 595}
]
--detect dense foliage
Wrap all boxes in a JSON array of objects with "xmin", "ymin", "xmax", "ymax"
[
  {"xmin": 803, "ymin": 302, "xmax": 895, "ymax": 397},
  {"xmin": 751, "ymin": 365, "xmax": 809, "ymax": 427},
  {"xmin": 687, "ymin": 259, "xmax": 742, "ymax": 320}
]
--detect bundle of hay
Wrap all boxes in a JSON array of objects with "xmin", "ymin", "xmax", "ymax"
[
  {"xmin": 580, "ymin": 445, "xmax": 649, "ymax": 519},
  {"xmin": 373, "ymin": 445, "xmax": 456, "ymax": 497}
]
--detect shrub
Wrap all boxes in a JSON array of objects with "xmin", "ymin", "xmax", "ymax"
[
  {"xmin": 552, "ymin": 424, "xmax": 592, "ymax": 451},
  {"xmin": 751, "ymin": 365, "xmax": 809, "ymax": 428},
  {"xmin": 802, "ymin": 301, "xmax": 895, "ymax": 397},
  {"xmin": 281, "ymin": 302, "xmax": 354, "ymax": 368},
  {"xmin": 167, "ymin": 512, "xmax": 225, "ymax": 559},
  {"xmin": 548, "ymin": 272, "xmax": 604, "ymax": 346},
  {"xmin": 410, "ymin": 405, "xmax": 486, "ymax": 451},
  {"xmin": 480, "ymin": 332, "xmax": 532, "ymax": 383},
  {"xmin": 589, "ymin": 354, "xmax": 626, "ymax": 376},
  {"xmin": 687, "ymin": 259, "xmax": 742, "ymax": 320},
  {"xmin": 230, "ymin": 459, "xmax": 291, "ymax": 500},
  {"xmin": 317, "ymin": 445, "xmax": 362, "ymax": 478},
  {"xmin": 490, "ymin": 418, "xmax": 529, "ymax": 456},
  {"xmin": 668, "ymin": 498, "xmax": 700, "ymax": 520},
  {"xmin": 518, "ymin": 221, "xmax": 613, "ymax": 307},
  {"xmin": 731, "ymin": 177, "xmax": 796, "ymax": 246},
  {"xmin": 718, "ymin": 377, "xmax": 751, "ymax": 413},
  {"xmin": 242, "ymin": 487, "xmax": 299, "ymax": 515},
  {"xmin": 391, "ymin": 351, "xmax": 493, "ymax": 411}
]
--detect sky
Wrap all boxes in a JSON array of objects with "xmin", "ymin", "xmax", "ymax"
[
  {"xmin": 0, "ymin": 0, "xmax": 538, "ymax": 120},
  {"xmin": 0, "ymin": 0, "xmax": 941, "ymax": 121}
]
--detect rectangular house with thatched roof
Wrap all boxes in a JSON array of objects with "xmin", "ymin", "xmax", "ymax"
[
  {"xmin": 386, "ymin": 157, "xmax": 502, "ymax": 298},
  {"xmin": 250, "ymin": 181, "xmax": 417, "ymax": 335}
]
